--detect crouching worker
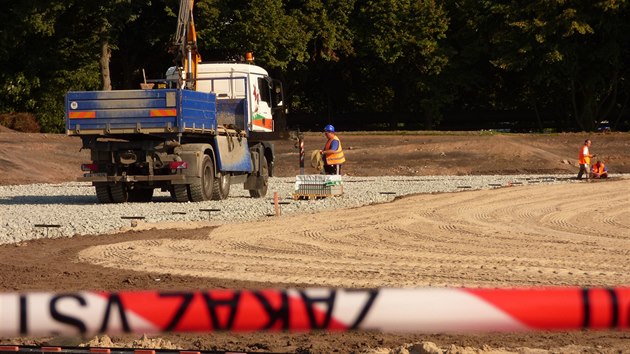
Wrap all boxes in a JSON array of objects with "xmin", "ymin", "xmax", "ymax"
[
  {"xmin": 591, "ymin": 161, "xmax": 608, "ymax": 179},
  {"xmin": 320, "ymin": 124, "xmax": 345, "ymax": 175}
]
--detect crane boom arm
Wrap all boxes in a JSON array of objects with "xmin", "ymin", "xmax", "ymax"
[{"xmin": 174, "ymin": 0, "xmax": 200, "ymax": 90}]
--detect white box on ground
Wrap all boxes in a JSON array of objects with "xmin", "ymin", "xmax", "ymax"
[{"xmin": 294, "ymin": 174, "xmax": 343, "ymax": 196}]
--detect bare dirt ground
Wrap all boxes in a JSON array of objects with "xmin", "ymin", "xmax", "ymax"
[
  {"xmin": 2, "ymin": 128, "xmax": 630, "ymax": 185},
  {"xmin": 1, "ymin": 128, "xmax": 630, "ymax": 353}
]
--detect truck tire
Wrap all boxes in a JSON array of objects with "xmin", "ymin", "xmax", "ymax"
[
  {"xmin": 171, "ymin": 185, "xmax": 189, "ymax": 202},
  {"xmin": 249, "ymin": 155, "xmax": 269, "ymax": 198},
  {"xmin": 110, "ymin": 184, "xmax": 129, "ymax": 203},
  {"xmin": 95, "ymin": 184, "xmax": 113, "ymax": 203},
  {"xmin": 211, "ymin": 172, "xmax": 231, "ymax": 200},
  {"xmin": 189, "ymin": 155, "xmax": 214, "ymax": 202},
  {"xmin": 128, "ymin": 188, "xmax": 154, "ymax": 203}
]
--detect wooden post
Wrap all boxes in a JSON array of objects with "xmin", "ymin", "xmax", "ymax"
[{"xmin": 274, "ymin": 192, "xmax": 280, "ymax": 216}]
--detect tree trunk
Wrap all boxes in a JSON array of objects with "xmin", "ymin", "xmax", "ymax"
[
  {"xmin": 531, "ymin": 99, "xmax": 543, "ymax": 132},
  {"xmin": 570, "ymin": 80, "xmax": 584, "ymax": 131},
  {"xmin": 423, "ymin": 108, "xmax": 434, "ymax": 130},
  {"xmin": 99, "ymin": 24, "xmax": 112, "ymax": 91}
]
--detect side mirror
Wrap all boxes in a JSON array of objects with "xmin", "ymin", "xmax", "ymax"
[{"xmin": 271, "ymin": 79, "xmax": 284, "ymax": 108}]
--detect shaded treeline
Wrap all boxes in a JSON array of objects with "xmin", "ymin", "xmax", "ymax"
[{"xmin": 1, "ymin": 0, "xmax": 629, "ymax": 132}]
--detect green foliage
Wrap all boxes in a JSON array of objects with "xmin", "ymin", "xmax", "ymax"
[
  {"xmin": 356, "ymin": 0, "xmax": 448, "ymax": 68},
  {"xmin": 0, "ymin": 0, "xmax": 165, "ymax": 132},
  {"xmin": 351, "ymin": 0, "xmax": 450, "ymax": 128},
  {"xmin": 0, "ymin": 0, "xmax": 629, "ymax": 132},
  {"xmin": 0, "ymin": 73, "xmax": 40, "ymax": 112},
  {"xmin": 292, "ymin": 0, "xmax": 356, "ymax": 62},
  {"xmin": 37, "ymin": 64, "xmax": 102, "ymax": 133},
  {"xmin": 196, "ymin": 0, "xmax": 309, "ymax": 69},
  {"xmin": 0, "ymin": 0, "xmax": 66, "ymax": 113},
  {"xmin": 486, "ymin": 0, "xmax": 630, "ymax": 130}
]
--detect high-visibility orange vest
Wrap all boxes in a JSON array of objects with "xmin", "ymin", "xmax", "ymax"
[
  {"xmin": 578, "ymin": 145, "xmax": 590, "ymax": 165},
  {"xmin": 324, "ymin": 135, "xmax": 345, "ymax": 165},
  {"xmin": 591, "ymin": 162, "xmax": 606, "ymax": 174}
]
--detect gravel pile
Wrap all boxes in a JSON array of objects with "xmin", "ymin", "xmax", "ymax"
[{"xmin": 0, "ymin": 174, "xmax": 625, "ymax": 244}]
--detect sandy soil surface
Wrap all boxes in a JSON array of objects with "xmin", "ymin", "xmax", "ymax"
[
  {"xmin": 77, "ymin": 180, "xmax": 630, "ymax": 289},
  {"xmin": 2, "ymin": 129, "xmax": 630, "ymax": 184},
  {"xmin": 1, "ymin": 128, "xmax": 630, "ymax": 353}
]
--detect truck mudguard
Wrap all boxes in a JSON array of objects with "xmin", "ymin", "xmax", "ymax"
[
  {"xmin": 214, "ymin": 135, "xmax": 252, "ymax": 172},
  {"xmin": 177, "ymin": 143, "xmax": 214, "ymax": 180}
]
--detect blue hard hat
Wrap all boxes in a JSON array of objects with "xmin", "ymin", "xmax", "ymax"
[{"xmin": 324, "ymin": 124, "xmax": 335, "ymax": 132}]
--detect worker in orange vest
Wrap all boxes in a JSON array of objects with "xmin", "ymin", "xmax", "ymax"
[
  {"xmin": 577, "ymin": 139, "xmax": 596, "ymax": 180},
  {"xmin": 591, "ymin": 160, "xmax": 608, "ymax": 179},
  {"xmin": 320, "ymin": 124, "xmax": 345, "ymax": 175}
]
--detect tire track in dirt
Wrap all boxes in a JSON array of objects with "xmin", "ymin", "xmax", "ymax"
[{"xmin": 78, "ymin": 179, "xmax": 630, "ymax": 288}]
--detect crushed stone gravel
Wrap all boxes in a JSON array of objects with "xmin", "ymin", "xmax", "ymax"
[{"xmin": 1, "ymin": 174, "xmax": 626, "ymax": 244}]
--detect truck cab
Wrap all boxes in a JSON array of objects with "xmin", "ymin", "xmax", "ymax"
[{"xmin": 166, "ymin": 62, "xmax": 284, "ymax": 137}]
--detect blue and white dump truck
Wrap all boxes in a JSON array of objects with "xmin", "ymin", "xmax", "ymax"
[
  {"xmin": 65, "ymin": 0, "xmax": 285, "ymax": 203},
  {"xmin": 65, "ymin": 62, "xmax": 284, "ymax": 203}
]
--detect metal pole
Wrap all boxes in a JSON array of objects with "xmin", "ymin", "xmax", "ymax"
[{"xmin": 298, "ymin": 130, "xmax": 304, "ymax": 175}]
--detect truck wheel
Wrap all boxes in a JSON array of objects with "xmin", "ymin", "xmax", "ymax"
[
  {"xmin": 128, "ymin": 188, "xmax": 154, "ymax": 203},
  {"xmin": 171, "ymin": 185, "xmax": 189, "ymax": 202},
  {"xmin": 95, "ymin": 184, "xmax": 113, "ymax": 203},
  {"xmin": 189, "ymin": 155, "xmax": 214, "ymax": 202},
  {"xmin": 110, "ymin": 184, "xmax": 129, "ymax": 203},
  {"xmin": 249, "ymin": 155, "xmax": 269, "ymax": 198},
  {"xmin": 211, "ymin": 172, "xmax": 231, "ymax": 200}
]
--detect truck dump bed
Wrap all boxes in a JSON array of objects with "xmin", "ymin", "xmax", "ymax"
[{"xmin": 65, "ymin": 89, "xmax": 221, "ymax": 136}]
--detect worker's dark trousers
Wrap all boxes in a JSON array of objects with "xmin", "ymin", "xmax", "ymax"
[
  {"xmin": 324, "ymin": 164, "xmax": 341, "ymax": 175},
  {"xmin": 577, "ymin": 163, "xmax": 589, "ymax": 179}
]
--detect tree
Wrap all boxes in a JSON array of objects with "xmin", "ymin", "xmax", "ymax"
[
  {"xmin": 195, "ymin": 0, "xmax": 308, "ymax": 68},
  {"xmin": 2, "ymin": 0, "xmax": 629, "ymax": 133},
  {"xmin": 71, "ymin": 0, "xmax": 153, "ymax": 91},
  {"xmin": 0, "ymin": 0, "xmax": 67, "ymax": 114},
  {"xmin": 280, "ymin": 0, "xmax": 356, "ymax": 124},
  {"xmin": 352, "ymin": 0, "xmax": 450, "ymax": 129},
  {"xmin": 489, "ymin": 0, "xmax": 630, "ymax": 131},
  {"xmin": 111, "ymin": 0, "xmax": 179, "ymax": 88}
]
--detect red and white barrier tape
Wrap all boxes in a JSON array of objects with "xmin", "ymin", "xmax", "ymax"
[{"xmin": 0, "ymin": 287, "xmax": 628, "ymax": 336}]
